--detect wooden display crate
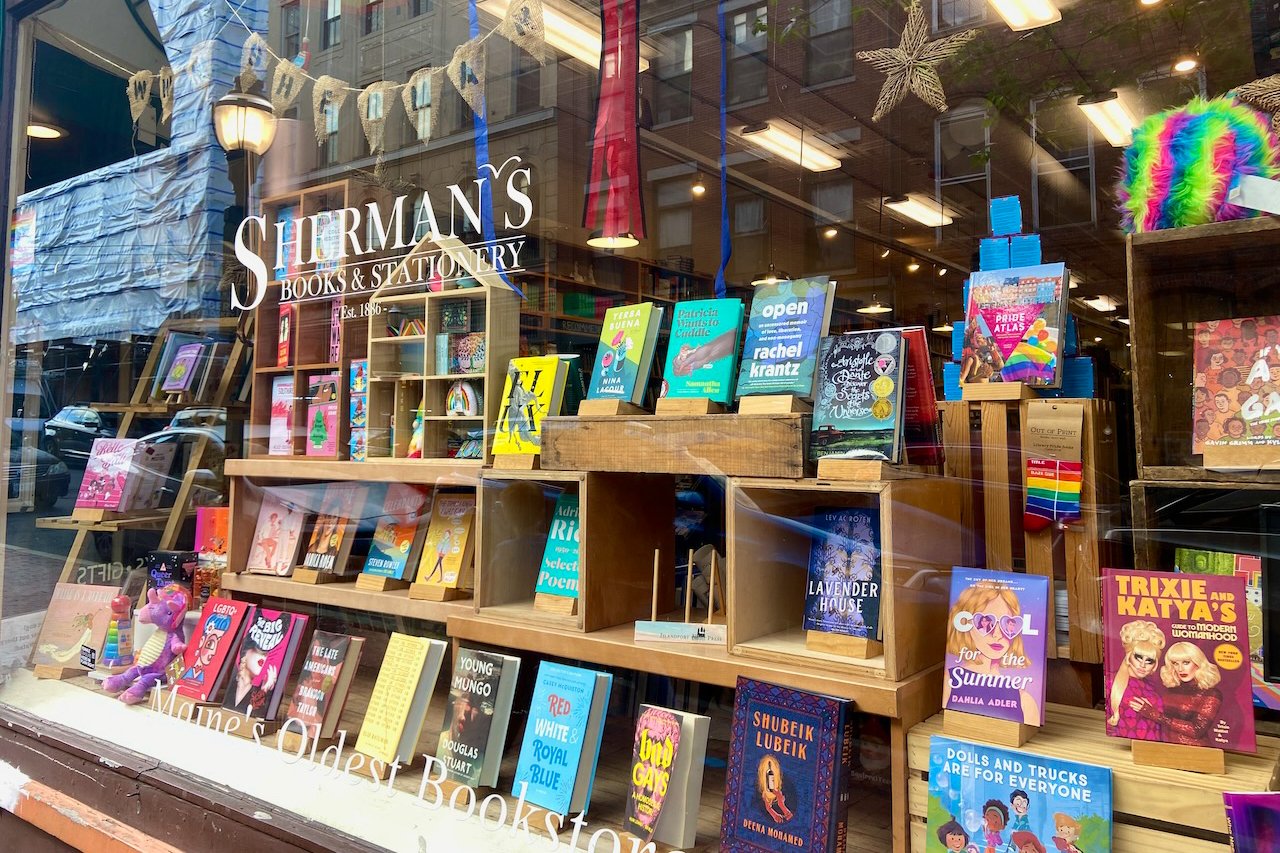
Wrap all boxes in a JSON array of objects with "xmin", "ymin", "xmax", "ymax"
[
  {"xmin": 907, "ymin": 704, "xmax": 1280, "ymax": 851},
  {"xmin": 1128, "ymin": 217, "xmax": 1280, "ymax": 482},
  {"xmin": 476, "ymin": 469, "xmax": 675, "ymax": 632},
  {"xmin": 1130, "ymin": 478, "xmax": 1280, "ymax": 571},
  {"xmin": 540, "ymin": 413, "xmax": 809, "ymax": 478},
  {"xmin": 726, "ymin": 476, "xmax": 963, "ymax": 682}
]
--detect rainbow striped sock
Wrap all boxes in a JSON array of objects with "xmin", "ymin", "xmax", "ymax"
[{"xmin": 1025, "ymin": 458, "xmax": 1082, "ymax": 532}]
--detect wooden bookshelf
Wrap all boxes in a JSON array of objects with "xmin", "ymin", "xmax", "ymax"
[{"xmin": 220, "ymin": 572, "xmax": 471, "ymax": 623}]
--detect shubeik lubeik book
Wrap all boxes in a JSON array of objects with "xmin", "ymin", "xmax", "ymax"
[
  {"xmin": 587, "ymin": 303, "xmax": 664, "ymax": 405},
  {"xmin": 803, "ymin": 507, "xmax": 883, "ymax": 640},
  {"xmin": 661, "ymin": 298, "xmax": 745, "ymax": 405},
  {"xmin": 736, "ymin": 278, "xmax": 836, "ymax": 400}
]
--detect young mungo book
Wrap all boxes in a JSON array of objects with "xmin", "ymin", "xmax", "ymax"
[
  {"xmin": 926, "ymin": 735, "xmax": 1113, "ymax": 853},
  {"xmin": 944, "ymin": 568, "xmax": 1049, "ymax": 727},
  {"xmin": 735, "ymin": 278, "xmax": 836, "ymax": 403},
  {"xmin": 810, "ymin": 330, "xmax": 907, "ymax": 463},
  {"xmin": 284, "ymin": 631, "xmax": 366, "ymax": 740},
  {"xmin": 433, "ymin": 647, "xmax": 521, "ymax": 787},
  {"xmin": 1102, "ymin": 568, "xmax": 1256, "ymax": 752},
  {"xmin": 355, "ymin": 633, "xmax": 449, "ymax": 769},
  {"xmin": 626, "ymin": 704, "xmax": 710, "ymax": 848},
  {"xmin": 511, "ymin": 661, "xmax": 613, "ymax": 815},
  {"xmin": 660, "ymin": 298, "xmax": 745, "ymax": 408},
  {"xmin": 586, "ymin": 303, "xmax": 665, "ymax": 408},
  {"xmin": 534, "ymin": 493, "xmax": 580, "ymax": 611},
  {"xmin": 803, "ymin": 507, "xmax": 883, "ymax": 655}
]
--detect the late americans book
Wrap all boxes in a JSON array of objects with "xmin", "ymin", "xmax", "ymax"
[
  {"xmin": 810, "ymin": 330, "xmax": 907, "ymax": 463},
  {"xmin": 735, "ymin": 278, "xmax": 836, "ymax": 400},
  {"xmin": 661, "ymin": 298, "xmax": 744, "ymax": 405},
  {"xmin": 221, "ymin": 606, "xmax": 309, "ymax": 721},
  {"xmin": 176, "ymin": 597, "xmax": 251, "ymax": 702},
  {"xmin": 534, "ymin": 493, "xmax": 580, "ymax": 599},
  {"xmin": 586, "ymin": 303, "xmax": 664, "ymax": 405},
  {"xmin": 284, "ymin": 631, "xmax": 365, "ymax": 740},
  {"xmin": 803, "ymin": 507, "xmax": 883, "ymax": 640},
  {"xmin": 492, "ymin": 356, "xmax": 569, "ymax": 455},
  {"xmin": 434, "ymin": 647, "xmax": 521, "ymax": 787}
]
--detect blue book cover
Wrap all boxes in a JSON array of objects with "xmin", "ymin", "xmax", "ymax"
[
  {"xmin": 512, "ymin": 662, "xmax": 611, "ymax": 814},
  {"xmin": 661, "ymin": 298, "xmax": 745, "ymax": 404},
  {"xmin": 535, "ymin": 494, "xmax": 580, "ymax": 598},
  {"xmin": 802, "ymin": 507, "xmax": 882, "ymax": 640},
  {"xmin": 927, "ymin": 735, "xmax": 1112, "ymax": 853},
  {"xmin": 810, "ymin": 330, "xmax": 906, "ymax": 463},
  {"xmin": 721, "ymin": 677, "xmax": 849, "ymax": 852},
  {"xmin": 989, "ymin": 195, "xmax": 1023, "ymax": 236},
  {"xmin": 979, "ymin": 237, "xmax": 1011, "ymax": 271},
  {"xmin": 735, "ymin": 279, "xmax": 834, "ymax": 399},
  {"xmin": 587, "ymin": 303, "xmax": 663, "ymax": 404}
]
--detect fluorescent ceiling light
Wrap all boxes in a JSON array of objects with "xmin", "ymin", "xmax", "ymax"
[
  {"xmin": 1081, "ymin": 295, "xmax": 1119, "ymax": 312},
  {"xmin": 734, "ymin": 120, "xmax": 843, "ymax": 172},
  {"xmin": 1078, "ymin": 92, "xmax": 1138, "ymax": 148},
  {"xmin": 884, "ymin": 193, "xmax": 957, "ymax": 227},
  {"xmin": 989, "ymin": 0, "xmax": 1061, "ymax": 31},
  {"xmin": 479, "ymin": 0, "xmax": 650, "ymax": 70},
  {"xmin": 26, "ymin": 122, "xmax": 63, "ymax": 139}
]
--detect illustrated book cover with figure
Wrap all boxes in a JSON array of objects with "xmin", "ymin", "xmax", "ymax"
[
  {"xmin": 587, "ymin": 303, "xmax": 664, "ymax": 405},
  {"xmin": 245, "ymin": 488, "xmax": 308, "ymax": 576},
  {"xmin": 299, "ymin": 484, "xmax": 368, "ymax": 576},
  {"xmin": 414, "ymin": 493, "xmax": 476, "ymax": 589},
  {"xmin": 735, "ymin": 278, "xmax": 836, "ymax": 400},
  {"xmin": 962, "ymin": 262, "xmax": 1068, "ymax": 388},
  {"xmin": 1224, "ymin": 791, "xmax": 1280, "ymax": 853},
  {"xmin": 661, "ymin": 298, "xmax": 744, "ymax": 404},
  {"xmin": 492, "ymin": 356, "xmax": 568, "ymax": 455},
  {"xmin": 220, "ymin": 606, "xmax": 309, "ymax": 721},
  {"xmin": 176, "ymin": 597, "xmax": 251, "ymax": 702},
  {"xmin": 434, "ymin": 647, "xmax": 520, "ymax": 788},
  {"xmin": 305, "ymin": 373, "xmax": 340, "ymax": 457},
  {"xmin": 802, "ymin": 507, "xmax": 883, "ymax": 640},
  {"xmin": 810, "ymin": 330, "xmax": 906, "ymax": 463},
  {"xmin": 361, "ymin": 484, "xmax": 430, "ymax": 580},
  {"xmin": 31, "ymin": 583, "xmax": 119, "ymax": 670},
  {"xmin": 284, "ymin": 631, "xmax": 365, "ymax": 740},
  {"xmin": 1191, "ymin": 316, "xmax": 1280, "ymax": 454}
]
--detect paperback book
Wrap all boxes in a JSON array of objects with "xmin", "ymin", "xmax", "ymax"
[
  {"xmin": 355, "ymin": 633, "xmax": 448, "ymax": 766},
  {"xmin": 1103, "ymin": 568, "xmax": 1256, "ymax": 751},
  {"xmin": 306, "ymin": 372, "xmax": 340, "ymax": 456},
  {"xmin": 901, "ymin": 327, "xmax": 944, "ymax": 466},
  {"xmin": 660, "ymin": 298, "xmax": 744, "ymax": 404},
  {"xmin": 1224, "ymin": 791, "xmax": 1280, "ymax": 853},
  {"xmin": 962, "ymin": 262, "xmax": 1068, "ymax": 388},
  {"xmin": 810, "ymin": 330, "xmax": 906, "ymax": 463},
  {"xmin": 176, "ymin": 597, "xmax": 251, "ymax": 702},
  {"xmin": 926, "ymin": 735, "xmax": 1112, "ymax": 853},
  {"xmin": 161, "ymin": 343, "xmax": 204, "ymax": 393},
  {"xmin": 944, "ymin": 567, "xmax": 1049, "ymax": 726},
  {"xmin": 349, "ymin": 359, "xmax": 368, "ymax": 462},
  {"xmin": 492, "ymin": 356, "xmax": 569, "ymax": 455},
  {"xmin": 535, "ymin": 494, "xmax": 580, "ymax": 599},
  {"xmin": 587, "ymin": 303, "xmax": 665, "ymax": 405},
  {"xmin": 361, "ymin": 484, "xmax": 430, "ymax": 581},
  {"xmin": 284, "ymin": 631, "xmax": 366, "ymax": 740},
  {"xmin": 625, "ymin": 705, "xmax": 710, "ymax": 848},
  {"xmin": 300, "ymin": 484, "xmax": 368, "ymax": 576},
  {"xmin": 434, "ymin": 647, "xmax": 521, "ymax": 787},
  {"xmin": 194, "ymin": 506, "xmax": 229, "ymax": 604},
  {"xmin": 221, "ymin": 606, "xmax": 309, "ymax": 721},
  {"xmin": 414, "ymin": 493, "xmax": 476, "ymax": 588},
  {"xmin": 278, "ymin": 304, "xmax": 294, "ymax": 368},
  {"xmin": 1191, "ymin": 316, "xmax": 1280, "ymax": 454},
  {"xmin": 735, "ymin": 278, "xmax": 836, "ymax": 400},
  {"xmin": 802, "ymin": 507, "xmax": 882, "ymax": 640},
  {"xmin": 269, "ymin": 376, "xmax": 295, "ymax": 456},
  {"xmin": 245, "ymin": 488, "xmax": 308, "ymax": 576},
  {"xmin": 32, "ymin": 583, "xmax": 119, "ymax": 670}
]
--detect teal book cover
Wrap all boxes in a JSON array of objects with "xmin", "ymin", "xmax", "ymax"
[
  {"xmin": 587, "ymin": 303, "xmax": 663, "ymax": 404},
  {"xmin": 535, "ymin": 494, "xmax": 580, "ymax": 598},
  {"xmin": 512, "ymin": 662, "xmax": 610, "ymax": 814},
  {"xmin": 661, "ymin": 298, "xmax": 744, "ymax": 405},
  {"xmin": 736, "ymin": 279, "xmax": 834, "ymax": 399}
]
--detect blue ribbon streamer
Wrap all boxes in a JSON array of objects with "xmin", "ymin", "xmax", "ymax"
[{"xmin": 715, "ymin": 0, "xmax": 731, "ymax": 299}]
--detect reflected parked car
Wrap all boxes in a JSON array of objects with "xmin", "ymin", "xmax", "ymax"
[
  {"xmin": 7, "ymin": 444, "xmax": 70, "ymax": 509},
  {"xmin": 44, "ymin": 405, "xmax": 117, "ymax": 462},
  {"xmin": 166, "ymin": 407, "xmax": 226, "ymax": 437}
]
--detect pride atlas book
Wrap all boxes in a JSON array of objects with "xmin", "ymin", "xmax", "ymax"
[
  {"xmin": 299, "ymin": 484, "xmax": 368, "ymax": 576},
  {"xmin": 31, "ymin": 583, "xmax": 119, "ymax": 671},
  {"xmin": 434, "ymin": 647, "xmax": 521, "ymax": 787},
  {"xmin": 355, "ymin": 633, "xmax": 448, "ymax": 767},
  {"xmin": 803, "ymin": 507, "xmax": 883, "ymax": 641},
  {"xmin": 245, "ymin": 487, "xmax": 308, "ymax": 576},
  {"xmin": 587, "ymin": 303, "xmax": 664, "ymax": 405},
  {"xmin": 661, "ymin": 298, "xmax": 744, "ymax": 405},
  {"xmin": 944, "ymin": 568, "xmax": 1048, "ymax": 726},
  {"xmin": 220, "ymin": 606, "xmax": 309, "ymax": 721},
  {"xmin": 963, "ymin": 262, "xmax": 1068, "ymax": 388},
  {"xmin": 926, "ymin": 735, "xmax": 1112, "ymax": 853},
  {"xmin": 414, "ymin": 493, "xmax": 476, "ymax": 589},
  {"xmin": 810, "ymin": 330, "xmax": 906, "ymax": 463},
  {"xmin": 1191, "ymin": 316, "xmax": 1280, "ymax": 455},
  {"xmin": 361, "ymin": 484, "xmax": 430, "ymax": 581},
  {"xmin": 492, "ymin": 356, "xmax": 569, "ymax": 455},
  {"xmin": 1102, "ymin": 568, "xmax": 1256, "ymax": 752},
  {"xmin": 1224, "ymin": 791, "xmax": 1280, "ymax": 853},
  {"xmin": 721, "ymin": 677, "xmax": 851, "ymax": 853},
  {"xmin": 284, "ymin": 631, "xmax": 366, "ymax": 740},
  {"xmin": 736, "ymin": 278, "xmax": 836, "ymax": 400},
  {"xmin": 535, "ymin": 494, "xmax": 579, "ymax": 600},
  {"xmin": 176, "ymin": 597, "xmax": 251, "ymax": 702},
  {"xmin": 626, "ymin": 705, "xmax": 710, "ymax": 849},
  {"xmin": 511, "ymin": 661, "xmax": 613, "ymax": 815}
]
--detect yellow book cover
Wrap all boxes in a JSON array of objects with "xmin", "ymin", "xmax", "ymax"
[
  {"xmin": 491, "ymin": 356, "xmax": 567, "ymax": 455},
  {"xmin": 414, "ymin": 494, "xmax": 476, "ymax": 588},
  {"xmin": 354, "ymin": 632, "xmax": 431, "ymax": 765}
]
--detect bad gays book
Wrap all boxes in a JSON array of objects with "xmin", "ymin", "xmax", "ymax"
[
  {"xmin": 926, "ymin": 735, "xmax": 1112, "ymax": 853},
  {"xmin": 802, "ymin": 507, "xmax": 882, "ymax": 640},
  {"xmin": 1102, "ymin": 568, "xmax": 1256, "ymax": 752},
  {"xmin": 735, "ymin": 278, "xmax": 836, "ymax": 400},
  {"xmin": 944, "ymin": 568, "xmax": 1048, "ymax": 727}
]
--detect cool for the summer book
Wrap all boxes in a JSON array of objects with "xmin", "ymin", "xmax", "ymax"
[
  {"xmin": 535, "ymin": 493, "xmax": 580, "ymax": 599},
  {"xmin": 221, "ymin": 606, "xmax": 309, "ymax": 721},
  {"xmin": 176, "ymin": 597, "xmax": 251, "ymax": 702},
  {"xmin": 245, "ymin": 488, "xmax": 308, "ymax": 576},
  {"xmin": 735, "ymin": 278, "xmax": 836, "ymax": 400},
  {"xmin": 803, "ymin": 507, "xmax": 883, "ymax": 641},
  {"xmin": 434, "ymin": 647, "xmax": 521, "ymax": 787},
  {"xmin": 962, "ymin": 262, "xmax": 1068, "ymax": 388},
  {"xmin": 492, "ymin": 356, "xmax": 569, "ymax": 455},
  {"xmin": 926, "ymin": 735, "xmax": 1112, "ymax": 853},
  {"xmin": 944, "ymin": 568, "xmax": 1049, "ymax": 726},
  {"xmin": 1191, "ymin": 316, "xmax": 1280, "ymax": 454},
  {"xmin": 1102, "ymin": 568, "xmax": 1256, "ymax": 752},
  {"xmin": 361, "ymin": 484, "xmax": 430, "ymax": 581},
  {"xmin": 284, "ymin": 631, "xmax": 366, "ymax": 740},
  {"xmin": 661, "ymin": 298, "xmax": 744, "ymax": 404},
  {"xmin": 810, "ymin": 330, "xmax": 907, "ymax": 463},
  {"xmin": 32, "ymin": 583, "xmax": 119, "ymax": 670},
  {"xmin": 511, "ymin": 661, "xmax": 613, "ymax": 815},
  {"xmin": 587, "ymin": 303, "xmax": 664, "ymax": 405}
]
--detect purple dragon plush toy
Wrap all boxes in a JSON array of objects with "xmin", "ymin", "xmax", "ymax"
[{"xmin": 103, "ymin": 583, "xmax": 188, "ymax": 705}]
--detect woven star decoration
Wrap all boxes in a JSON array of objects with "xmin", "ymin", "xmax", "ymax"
[
  {"xmin": 856, "ymin": 0, "xmax": 978, "ymax": 123},
  {"xmin": 1235, "ymin": 75, "xmax": 1280, "ymax": 131}
]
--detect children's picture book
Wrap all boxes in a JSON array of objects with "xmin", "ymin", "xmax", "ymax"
[
  {"xmin": 299, "ymin": 484, "xmax": 368, "ymax": 576},
  {"xmin": 944, "ymin": 567, "xmax": 1048, "ymax": 726},
  {"xmin": 284, "ymin": 631, "xmax": 365, "ymax": 740},
  {"xmin": 1102, "ymin": 568, "xmax": 1256, "ymax": 752},
  {"xmin": 220, "ymin": 606, "xmax": 309, "ymax": 721},
  {"xmin": 245, "ymin": 488, "xmax": 307, "ymax": 576},
  {"xmin": 440, "ymin": 299, "xmax": 471, "ymax": 334},
  {"xmin": 803, "ymin": 507, "xmax": 883, "ymax": 640},
  {"xmin": 306, "ymin": 373, "xmax": 340, "ymax": 456},
  {"xmin": 31, "ymin": 583, "xmax": 119, "ymax": 670},
  {"xmin": 661, "ymin": 298, "xmax": 744, "ymax": 405},
  {"xmin": 415, "ymin": 493, "xmax": 476, "ymax": 588},
  {"xmin": 735, "ymin": 278, "xmax": 836, "ymax": 400},
  {"xmin": 512, "ymin": 661, "xmax": 613, "ymax": 815},
  {"xmin": 76, "ymin": 438, "xmax": 138, "ymax": 510},
  {"xmin": 278, "ymin": 304, "xmax": 294, "ymax": 368},
  {"xmin": 810, "ymin": 330, "xmax": 906, "ymax": 463},
  {"xmin": 962, "ymin": 262, "xmax": 1068, "ymax": 388},
  {"xmin": 901, "ymin": 327, "xmax": 944, "ymax": 466},
  {"xmin": 926, "ymin": 735, "xmax": 1112, "ymax": 853},
  {"xmin": 1224, "ymin": 791, "xmax": 1280, "ymax": 853},
  {"xmin": 1191, "ymin": 316, "xmax": 1280, "ymax": 453},
  {"xmin": 161, "ymin": 342, "xmax": 204, "ymax": 393},
  {"xmin": 194, "ymin": 506, "xmax": 229, "ymax": 604},
  {"xmin": 176, "ymin": 597, "xmax": 251, "ymax": 702},
  {"xmin": 721, "ymin": 677, "xmax": 850, "ymax": 853},
  {"xmin": 145, "ymin": 550, "xmax": 196, "ymax": 605},
  {"xmin": 355, "ymin": 633, "xmax": 448, "ymax": 766},
  {"xmin": 434, "ymin": 647, "xmax": 521, "ymax": 787},
  {"xmin": 587, "ymin": 303, "xmax": 665, "ymax": 405},
  {"xmin": 535, "ymin": 494, "xmax": 580, "ymax": 599},
  {"xmin": 492, "ymin": 356, "xmax": 569, "ymax": 455},
  {"xmin": 452, "ymin": 332, "xmax": 487, "ymax": 374},
  {"xmin": 361, "ymin": 484, "xmax": 430, "ymax": 581}
]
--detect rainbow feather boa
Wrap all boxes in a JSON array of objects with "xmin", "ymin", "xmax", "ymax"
[{"xmin": 1118, "ymin": 95, "xmax": 1279, "ymax": 234}]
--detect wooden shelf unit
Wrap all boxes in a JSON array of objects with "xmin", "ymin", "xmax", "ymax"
[
  {"xmin": 1129, "ymin": 478, "xmax": 1280, "ymax": 570},
  {"xmin": 220, "ymin": 571, "xmax": 471, "ymax": 623}
]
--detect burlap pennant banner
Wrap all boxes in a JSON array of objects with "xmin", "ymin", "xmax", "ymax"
[
  {"xmin": 157, "ymin": 67, "xmax": 174, "ymax": 122},
  {"xmin": 312, "ymin": 75, "xmax": 351, "ymax": 145},
  {"xmin": 239, "ymin": 32, "xmax": 270, "ymax": 91},
  {"xmin": 270, "ymin": 59, "xmax": 307, "ymax": 115},
  {"xmin": 499, "ymin": 0, "xmax": 548, "ymax": 65},
  {"xmin": 127, "ymin": 70, "xmax": 154, "ymax": 124},
  {"xmin": 402, "ymin": 67, "xmax": 443, "ymax": 143},
  {"xmin": 358, "ymin": 81, "xmax": 401, "ymax": 155},
  {"xmin": 447, "ymin": 40, "xmax": 487, "ymax": 116}
]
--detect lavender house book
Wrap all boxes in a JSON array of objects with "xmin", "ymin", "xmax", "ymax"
[
  {"xmin": 944, "ymin": 568, "xmax": 1048, "ymax": 726},
  {"xmin": 803, "ymin": 507, "xmax": 882, "ymax": 640}
]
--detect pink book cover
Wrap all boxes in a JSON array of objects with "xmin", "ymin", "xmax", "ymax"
[
  {"xmin": 245, "ymin": 489, "xmax": 307, "ymax": 576},
  {"xmin": 306, "ymin": 373, "xmax": 340, "ymax": 457},
  {"xmin": 269, "ymin": 376, "xmax": 295, "ymax": 456},
  {"xmin": 161, "ymin": 343, "xmax": 204, "ymax": 393},
  {"xmin": 75, "ymin": 438, "xmax": 138, "ymax": 510}
]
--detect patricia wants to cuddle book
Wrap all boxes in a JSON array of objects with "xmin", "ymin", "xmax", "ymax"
[
  {"xmin": 803, "ymin": 507, "xmax": 882, "ymax": 640},
  {"xmin": 587, "ymin": 303, "xmax": 664, "ymax": 406},
  {"xmin": 661, "ymin": 298, "xmax": 744, "ymax": 405},
  {"xmin": 1102, "ymin": 568, "xmax": 1256, "ymax": 752},
  {"xmin": 926, "ymin": 735, "xmax": 1112, "ymax": 853},
  {"xmin": 810, "ymin": 330, "xmax": 907, "ymax": 463},
  {"xmin": 736, "ymin": 278, "xmax": 836, "ymax": 400},
  {"xmin": 944, "ymin": 568, "xmax": 1049, "ymax": 727},
  {"xmin": 963, "ymin": 262, "xmax": 1068, "ymax": 388}
]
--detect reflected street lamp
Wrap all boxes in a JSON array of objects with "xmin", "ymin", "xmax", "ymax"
[{"xmin": 213, "ymin": 89, "xmax": 278, "ymax": 155}]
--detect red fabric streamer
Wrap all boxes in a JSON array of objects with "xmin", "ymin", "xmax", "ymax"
[{"xmin": 583, "ymin": 0, "xmax": 645, "ymax": 239}]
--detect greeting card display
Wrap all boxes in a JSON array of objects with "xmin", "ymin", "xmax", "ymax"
[{"xmin": 962, "ymin": 263, "xmax": 1068, "ymax": 388}]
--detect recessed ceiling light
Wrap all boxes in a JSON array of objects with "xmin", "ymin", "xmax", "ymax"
[
  {"xmin": 1093, "ymin": 336, "xmax": 1103, "ymax": 343},
  {"xmin": 880, "ymin": 248, "xmax": 891, "ymax": 259},
  {"xmin": 938, "ymin": 268, "xmax": 948, "ymax": 277},
  {"xmin": 823, "ymin": 226, "xmax": 839, "ymax": 239},
  {"xmin": 907, "ymin": 261, "xmax": 921, "ymax": 273},
  {"xmin": 26, "ymin": 122, "xmax": 63, "ymax": 139}
]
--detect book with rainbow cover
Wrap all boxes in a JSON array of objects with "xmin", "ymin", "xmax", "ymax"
[{"xmin": 963, "ymin": 262, "xmax": 1068, "ymax": 388}]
